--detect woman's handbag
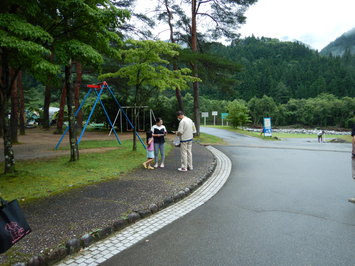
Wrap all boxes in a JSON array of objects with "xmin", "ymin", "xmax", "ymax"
[
  {"xmin": 0, "ymin": 198, "xmax": 31, "ymax": 253},
  {"xmin": 173, "ymin": 136, "xmax": 181, "ymax": 147}
]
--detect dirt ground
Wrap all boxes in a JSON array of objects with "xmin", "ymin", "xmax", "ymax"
[{"xmin": 0, "ymin": 127, "xmax": 165, "ymax": 162}]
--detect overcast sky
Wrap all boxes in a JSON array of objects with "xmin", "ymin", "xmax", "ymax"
[
  {"xmin": 135, "ymin": 0, "xmax": 355, "ymax": 51},
  {"xmin": 239, "ymin": 0, "xmax": 355, "ymax": 50}
]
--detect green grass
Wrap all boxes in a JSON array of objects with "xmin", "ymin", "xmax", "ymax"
[
  {"xmin": 195, "ymin": 132, "xmax": 226, "ymax": 145},
  {"xmin": 0, "ymin": 140, "xmax": 172, "ymax": 203},
  {"xmin": 205, "ymin": 125, "xmax": 279, "ymax": 140},
  {"xmin": 59, "ymin": 139, "xmax": 124, "ymax": 150}
]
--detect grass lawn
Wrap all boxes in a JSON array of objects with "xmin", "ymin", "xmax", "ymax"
[
  {"xmin": 204, "ymin": 125, "xmax": 353, "ymax": 142},
  {"xmin": 195, "ymin": 132, "xmax": 226, "ymax": 145},
  {"xmin": 0, "ymin": 140, "xmax": 171, "ymax": 203}
]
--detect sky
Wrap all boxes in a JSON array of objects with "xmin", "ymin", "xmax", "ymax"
[
  {"xmin": 135, "ymin": 0, "xmax": 355, "ymax": 51},
  {"xmin": 238, "ymin": 0, "xmax": 355, "ymax": 50}
]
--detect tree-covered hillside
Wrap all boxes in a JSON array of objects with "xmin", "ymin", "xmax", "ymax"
[
  {"xmin": 320, "ymin": 28, "xmax": 355, "ymax": 57},
  {"xmin": 201, "ymin": 36, "xmax": 355, "ymax": 101}
]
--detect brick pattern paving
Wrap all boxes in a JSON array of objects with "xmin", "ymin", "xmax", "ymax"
[{"xmin": 57, "ymin": 146, "xmax": 231, "ymax": 266}]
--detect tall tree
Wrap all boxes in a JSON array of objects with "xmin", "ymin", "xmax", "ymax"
[
  {"xmin": 74, "ymin": 61, "xmax": 83, "ymax": 128},
  {"xmin": 10, "ymin": 69, "xmax": 18, "ymax": 143},
  {"xmin": 99, "ymin": 40, "xmax": 199, "ymax": 151},
  {"xmin": 0, "ymin": 5, "xmax": 58, "ymax": 173},
  {"xmin": 44, "ymin": 0, "xmax": 130, "ymax": 161},
  {"xmin": 17, "ymin": 71, "xmax": 25, "ymax": 135},
  {"xmin": 155, "ymin": 0, "xmax": 258, "ymax": 135}
]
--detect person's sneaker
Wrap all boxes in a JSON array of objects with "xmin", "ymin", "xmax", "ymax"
[
  {"xmin": 178, "ymin": 168, "xmax": 187, "ymax": 172},
  {"xmin": 188, "ymin": 167, "xmax": 193, "ymax": 171},
  {"xmin": 143, "ymin": 162, "xmax": 147, "ymax": 169},
  {"xmin": 160, "ymin": 163, "xmax": 164, "ymax": 168},
  {"xmin": 148, "ymin": 165, "xmax": 155, "ymax": 170},
  {"xmin": 154, "ymin": 163, "xmax": 159, "ymax": 168}
]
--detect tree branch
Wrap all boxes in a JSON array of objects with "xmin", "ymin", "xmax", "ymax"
[{"xmin": 196, "ymin": 12, "xmax": 219, "ymax": 26}]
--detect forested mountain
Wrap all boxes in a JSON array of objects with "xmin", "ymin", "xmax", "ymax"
[
  {"xmin": 201, "ymin": 36, "xmax": 355, "ymax": 102},
  {"xmin": 320, "ymin": 28, "xmax": 355, "ymax": 57}
]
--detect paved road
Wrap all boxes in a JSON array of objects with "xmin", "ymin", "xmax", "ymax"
[{"xmin": 102, "ymin": 127, "xmax": 355, "ymax": 266}]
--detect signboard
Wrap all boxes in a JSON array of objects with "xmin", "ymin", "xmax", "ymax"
[
  {"xmin": 263, "ymin": 117, "xmax": 272, "ymax": 137},
  {"xmin": 201, "ymin": 112, "xmax": 209, "ymax": 126},
  {"xmin": 221, "ymin": 113, "xmax": 229, "ymax": 119},
  {"xmin": 221, "ymin": 113, "xmax": 229, "ymax": 126},
  {"xmin": 212, "ymin": 111, "xmax": 218, "ymax": 125}
]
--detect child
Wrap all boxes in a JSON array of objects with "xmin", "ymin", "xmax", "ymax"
[{"xmin": 143, "ymin": 131, "xmax": 155, "ymax": 170}]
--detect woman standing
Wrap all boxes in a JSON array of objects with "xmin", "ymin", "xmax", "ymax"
[{"xmin": 151, "ymin": 118, "xmax": 167, "ymax": 168}]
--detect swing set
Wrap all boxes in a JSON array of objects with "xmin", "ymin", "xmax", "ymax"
[
  {"xmin": 54, "ymin": 81, "xmax": 146, "ymax": 150},
  {"xmin": 108, "ymin": 106, "xmax": 156, "ymax": 136}
]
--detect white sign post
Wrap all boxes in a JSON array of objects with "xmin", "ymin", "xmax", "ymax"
[
  {"xmin": 201, "ymin": 112, "xmax": 209, "ymax": 126},
  {"xmin": 212, "ymin": 111, "xmax": 218, "ymax": 126}
]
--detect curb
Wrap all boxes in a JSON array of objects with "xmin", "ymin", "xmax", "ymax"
[{"xmin": 12, "ymin": 145, "xmax": 226, "ymax": 266}]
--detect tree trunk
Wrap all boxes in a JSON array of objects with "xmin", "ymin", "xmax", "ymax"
[
  {"xmin": 43, "ymin": 53, "xmax": 55, "ymax": 130},
  {"xmin": 65, "ymin": 63, "xmax": 79, "ymax": 161},
  {"xmin": 132, "ymin": 106, "xmax": 137, "ymax": 151},
  {"xmin": 43, "ymin": 81, "xmax": 52, "ymax": 129},
  {"xmin": 56, "ymin": 85, "xmax": 66, "ymax": 134},
  {"xmin": 18, "ymin": 71, "xmax": 25, "ymax": 135},
  {"xmin": 0, "ymin": 67, "xmax": 2, "ymax": 138},
  {"xmin": 175, "ymin": 85, "xmax": 184, "ymax": 112},
  {"xmin": 74, "ymin": 61, "xmax": 83, "ymax": 128},
  {"xmin": 164, "ymin": 0, "xmax": 184, "ymax": 111},
  {"xmin": 0, "ymin": 112, "xmax": 2, "ymax": 138},
  {"xmin": 191, "ymin": 0, "xmax": 200, "ymax": 135},
  {"xmin": 1, "ymin": 48, "xmax": 16, "ymax": 173},
  {"xmin": 10, "ymin": 70, "xmax": 19, "ymax": 143}
]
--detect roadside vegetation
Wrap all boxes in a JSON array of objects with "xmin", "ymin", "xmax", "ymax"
[
  {"xmin": 0, "ymin": 140, "xmax": 171, "ymax": 203},
  {"xmin": 195, "ymin": 133, "xmax": 226, "ymax": 145},
  {"xmin": 205, "ymin": 125, "xmax": 353, "ymax": 142}
]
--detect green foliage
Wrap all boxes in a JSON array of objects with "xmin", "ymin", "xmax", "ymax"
[
  {"xmin": 248, "ymin": 95, "xmax": 279, "ymax": 125},
  {"xmin": 227, "ymin": 99, "xmax": 251, "ymax": 128},
  {"xmin": 99, "ymin": 40, "xmax": 200, "ymax": 103},
  {"xmin": 204, "ymin": 37, "xmax": 355, "ymax": 100},
  {"xmin": 0, "ymin": 12, "xmax": 59, "ymax": 77}
]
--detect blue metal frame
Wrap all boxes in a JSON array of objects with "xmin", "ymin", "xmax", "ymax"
[{"xmin": 55, "ymin": 82, "xmax": 146, "ymax": 150}]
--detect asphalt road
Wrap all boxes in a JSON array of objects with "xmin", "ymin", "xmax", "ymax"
[{"xmin": 102, "ymin": 127, "xmax": 355, "ymax": 266}]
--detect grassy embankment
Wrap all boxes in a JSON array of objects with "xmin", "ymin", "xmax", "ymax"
[
  {"xmin": 0, "ymin": 133, "xmax": 222, "ymax": 203},
  {"xmin": 204, "ymin": 125, "xmax": 353, "ymax": 142},
  {"xmin": 0, "ymin": 140, "xmax": 148, "ymax": 203}
]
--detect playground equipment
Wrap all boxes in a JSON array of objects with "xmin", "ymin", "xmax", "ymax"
[
  {"xmin": 109, "ymin": 106, "xmax": 156, "ymax": 136},
  {"xmin": 55, "ymin": 81, "xmax": 146, "ymax": 150}
]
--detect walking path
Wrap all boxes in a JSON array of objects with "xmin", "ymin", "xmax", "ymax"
[{"xmin": 57, "ymin": 146, "xmax": 231, "ymax": 266}]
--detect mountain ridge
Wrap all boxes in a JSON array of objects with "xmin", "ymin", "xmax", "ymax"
[{"xmin": 320, "ymin": 27, "xmax": 355, "ymax": 56}]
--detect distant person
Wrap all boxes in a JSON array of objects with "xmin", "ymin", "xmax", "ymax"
[
  {"xmin": 317, "ymin": 130, "xmax": 325, "ymax": 143},
  {"xmin": 176, "ymin": 111, "xmax": 196, "ymax": 172},
  {"xmin": 352, "ymin": 123, "xmax": 355, "ymax": 158},
  {"xmin": 143, "ymin": 131, "xmax": 154, "ymax": 170},
  {"xmin": 151, "ymin": 118, "xmax": 167, "ymax": 168}
]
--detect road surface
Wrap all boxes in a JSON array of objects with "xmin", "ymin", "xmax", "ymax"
[{"xmin": 102, "ymin": 127, "xmax": 355, "ymax": 266}]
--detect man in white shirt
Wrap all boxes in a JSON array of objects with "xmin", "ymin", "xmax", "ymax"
[{"xmin": 176, "ymin": 111, "xmax": 196, "ymax": 172}]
